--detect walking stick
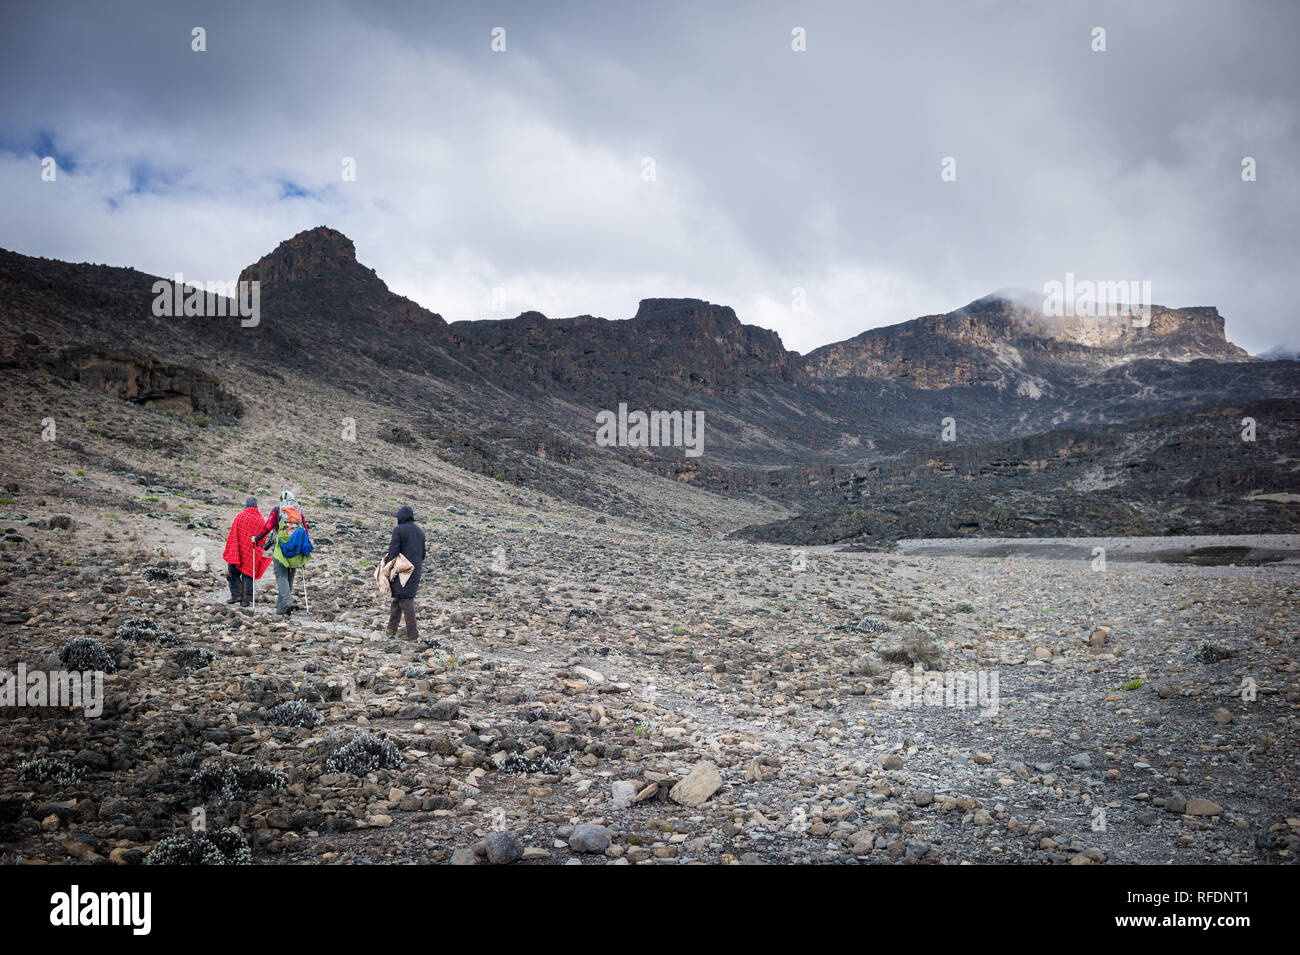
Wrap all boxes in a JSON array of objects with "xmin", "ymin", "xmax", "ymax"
[{"xmin": 302, "ymin": 566, "xmax": 309, "ymax": 612}]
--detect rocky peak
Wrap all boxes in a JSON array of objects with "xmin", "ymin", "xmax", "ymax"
[
  {"xmin": 633, "ymin": 297, "xmax": 721, "ymax": 321},
  {"xmin": 957, "ymin": 292, "xmax": 1238, "ymax": 352},
  {"xmin": 630, "ymin": 298, "xmax": 802, "ymax": 383},
  {"xmin": 453, "ymin": 297, "xmax": 803, "ymax": 394},
  {"xmin": 234, "ymin": 228, "xmax": 446, "ymax": 351},
  {"xmin": 803, "ymin": 291, "xmax": 1250, "ymax": 389},
  {"xmin": 632, "ymin": 298, "xmax": 763, "ymax": 341},
  {"xmin": 237, "ymin": 226, "xmax": 368, "ymax": 291}
]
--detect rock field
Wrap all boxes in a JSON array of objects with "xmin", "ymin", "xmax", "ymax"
[{"xmin": 0, "ymin": 370, "xmax": 1296, "ymax": 865}]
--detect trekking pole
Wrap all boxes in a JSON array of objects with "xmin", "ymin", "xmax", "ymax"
[{"xmin": 302, "ymin": 566, "xmax": 310, "ymax": 612}]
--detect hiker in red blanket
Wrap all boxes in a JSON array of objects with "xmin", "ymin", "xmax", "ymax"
[{"xmin": 222, "ymin": 496, "xmax": 270, "ymax": 606}]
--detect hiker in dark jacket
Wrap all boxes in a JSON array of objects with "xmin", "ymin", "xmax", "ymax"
[{"xmin": 385, "ymin": 504, "xmax": 426, "ymax": 639}]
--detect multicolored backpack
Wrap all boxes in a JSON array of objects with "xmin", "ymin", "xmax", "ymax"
[{"xmin": 274, "ymin": 507, "xmax": 313, "ymax": 568}]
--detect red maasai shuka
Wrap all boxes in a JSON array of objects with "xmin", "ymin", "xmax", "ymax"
[{"xmin": 222, "ymin": 506, "xmax": 271, "ymax": 579}]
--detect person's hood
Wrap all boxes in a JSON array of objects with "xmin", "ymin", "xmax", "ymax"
[
  {"xmin": 279, "ymin": 492, "xmax": 300, "ymax": 511},
  {"xmin": 396, "ymin": 505, "xmax": 415, "ymax": 524}
]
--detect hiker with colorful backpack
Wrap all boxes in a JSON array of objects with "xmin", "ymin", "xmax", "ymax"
[
  {"xmin": 253, "ymin": 491, "xmax": 313, "ymax": 616},
  {"xmin": 272, "ymin": 505, "xmax": 314, "ymax": 615},
  {"xmin": 221, "ymin": 496, "xmax": 270, "ymax": 606},
  {"xmin": 252, "ymin": 490, "xmax": 311, "ymax": 549}
]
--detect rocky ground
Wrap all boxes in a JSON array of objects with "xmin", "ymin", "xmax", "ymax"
[{"xmin": 1, "ymin": 368, "xmax": 1297, "ymax": 865}]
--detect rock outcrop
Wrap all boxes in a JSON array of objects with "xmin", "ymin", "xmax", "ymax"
[
  {"xmin": 455, "ymin": 297, "xmax": 803, "ymax": 395},
  {"xmin": 238, "ymin": 227, "xmax": 444, "ymax": 331},
  {"xmin": 804, "ymin": 293, "xmax": 1251, "ymax": 390},
  {"xmin": 47, "ymin": 347, "xmax": 240, "ymax": 418}
]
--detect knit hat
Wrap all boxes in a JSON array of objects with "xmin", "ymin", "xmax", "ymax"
[{"xmin": 245, "ymin": 496, "xmax": 258, "ymax": 508}]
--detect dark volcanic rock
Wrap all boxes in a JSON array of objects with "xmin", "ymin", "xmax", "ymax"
[
  {"xmin": 46, "ymin": 346, "xmax": 240, "ymax": 418},
  {"xmin": 455, "ymin": 297, "xmax": 802, "ymax": 395}
]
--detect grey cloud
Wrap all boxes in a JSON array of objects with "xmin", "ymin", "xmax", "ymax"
[{"xmin": 0, "ymin": 0, "xmax": 1295, "ymax": 353}]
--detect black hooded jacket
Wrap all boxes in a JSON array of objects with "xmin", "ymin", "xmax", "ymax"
[{"xmin": 384, "ymin": 505, "xmax": 426, "ymax": 599}]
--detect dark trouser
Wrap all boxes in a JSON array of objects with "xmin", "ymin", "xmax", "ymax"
[
  {"xmin": 274, "ymin": 560, "xmax": 296, "ymax": 613},
  {"xmin": 387, "ymin": 597, "xmax": 418, "ymax": 639},
  {"xmin": 227, "ymin": 563, "xmax": 252, "ymax": 603}
]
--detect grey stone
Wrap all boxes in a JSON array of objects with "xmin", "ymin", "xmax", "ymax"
[
  {"xmin": 568, "ymin": 823, "xmax": 612, "ymax": 854},
  {"xmin": 485, "ymin": 830, "xmax": 523, "ymax": 864}
]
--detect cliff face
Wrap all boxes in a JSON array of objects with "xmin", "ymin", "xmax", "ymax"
[
  {"xmin": 238, "ymin": 227, "xmax": 363, "ymax": 290},
  {"xmin": 238, "ymin": 226, "xmax": 446, "ymax": 335},
  {"xmin": 223, "ymin": 226, "xmax": 459, "ymax": 389},
  {"xmin": 803, "ymin": 294, "xmax": 1251, "ymax": 390},
  {"xmin": 632, "ymin": 299, "xmax": 803, "ymax": 387},
  {"xmin": 454, "ymin": 297, "xmax": 803, "ymax": 395},
  {"xmin": 48, "ymin": 347, "xmax": 241, "ymax": 418},
  {"xmin": 233, "ymin": 236, "xmax": 1249, "ymax": 396}
]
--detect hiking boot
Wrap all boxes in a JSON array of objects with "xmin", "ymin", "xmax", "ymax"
[{"xmin": 226, "ymin": 595, "xmax": 241, "ymax": 604}]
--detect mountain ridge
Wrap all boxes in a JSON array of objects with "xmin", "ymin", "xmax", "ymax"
[
  {"xmin": 0, "ymin": 226, "xmax": 1297, "ymax": 549},
  {"xmin": 2, "ymin": 226, "xmax": 1296, "ymax": 480},
  {"xmin": 231, "ymin": 227, "xmax": 1255, "ymax": 389},
  {"xmin": 803, "ymin": 292, "xmax": 1249, "ymax": 390}
]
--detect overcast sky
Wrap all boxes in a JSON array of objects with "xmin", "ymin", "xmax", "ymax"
[{"xmin": 1, "ymin": 0, "xmax": 1296, "ymax": 353}]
